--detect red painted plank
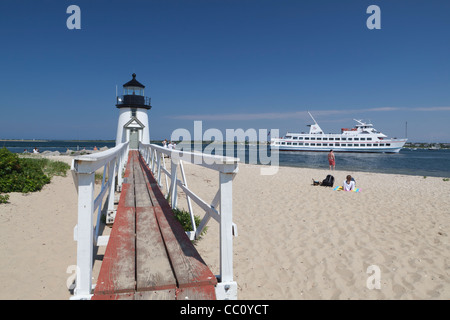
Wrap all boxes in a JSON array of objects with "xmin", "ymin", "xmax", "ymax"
[
  {"xmin": 94, "ymin": 162, "xmax": 136, "ymax": 296},
  {"xmin": 137, "ymin": 153, "xmax": 217, "ymax": 289},
  {"xmin": 91, "ymin": 292, "xmax": 134, "ymax": 300},
  {"xmin": 176, "ymin": 285, "xmax": 216, "ymax": 300}
]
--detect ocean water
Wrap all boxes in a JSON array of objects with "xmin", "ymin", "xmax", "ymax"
[{"xmin": 2, "ymin": 140, "xmax": 450, "ymax": 178}]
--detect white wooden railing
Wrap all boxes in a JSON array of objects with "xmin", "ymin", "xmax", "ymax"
[
  {"xmin": 70, "ymin": 142, "xmax": 129, "ymax": 300},
  {"xmin": 139, "ymin": 142, "xmax": 239, "ymax": 300}
]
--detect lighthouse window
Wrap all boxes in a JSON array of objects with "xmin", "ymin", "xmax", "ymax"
[{"xmin": 131, "ymin": 108, "xmax": 137, "ymax": 117}]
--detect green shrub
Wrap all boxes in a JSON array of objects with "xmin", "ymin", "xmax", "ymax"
[
  {"xmin": 172, "ymin": 207, "xmax": 207, "ymax": 238},
  {"xmin": 0, "ymin": 194, "xmax": 9, "ymax": 204},
  {"xmin": 0, "ymin": 147, "xmax": 70, "ymax": 194}
]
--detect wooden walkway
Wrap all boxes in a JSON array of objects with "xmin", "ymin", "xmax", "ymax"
[{"xmin": 92, "ymin": 151, "xmax": 217, "ymax": 300}]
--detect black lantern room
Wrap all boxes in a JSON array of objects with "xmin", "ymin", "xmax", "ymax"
[{"xmin": 116, "ymin": 73, "xmax": 152, "ymax": 110}]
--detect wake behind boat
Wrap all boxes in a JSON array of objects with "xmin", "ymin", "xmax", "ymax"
[{"xmin": 271, "ymin": 112, "xmax": 407, "ymax": 153}]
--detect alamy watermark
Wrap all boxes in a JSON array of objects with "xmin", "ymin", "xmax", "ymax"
[
  {"xmin": 170, "ymin": 121, "xmax": 280, "ymax": 175},
  {"xmin": 366, "ymin": 265, "xmax": 381, "ymax": 290}
]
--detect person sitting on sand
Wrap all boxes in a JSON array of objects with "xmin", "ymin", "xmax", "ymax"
[{"xmin": 343, "ymin": 175, "xmax": 356, "ymax": 191}]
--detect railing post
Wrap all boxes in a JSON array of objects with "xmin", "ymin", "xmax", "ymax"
[
  {"xmin": 74, "ymin": 172, "xmax": 95, "ymax": 299},
  {"xmin": 169, "ymin": 157, "xmax": 179, "ymax": 208},
  {"xmin": 216, "ymin": 170, "xmax": 238, "ymax": 300}
]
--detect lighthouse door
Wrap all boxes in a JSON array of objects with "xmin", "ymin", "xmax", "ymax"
[{"xmin": 129, "ymin": 129, "xmax": 139, "ymax": 149}]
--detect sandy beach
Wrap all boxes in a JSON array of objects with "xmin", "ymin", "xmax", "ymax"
[{"xmin": 0, "ymin": 154, "xmax": 449, "ymax": 299}]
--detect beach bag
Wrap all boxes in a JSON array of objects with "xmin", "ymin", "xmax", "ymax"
[{"xmin": 321, "ymin": 174, "xmax": 334, "ymax": 187}]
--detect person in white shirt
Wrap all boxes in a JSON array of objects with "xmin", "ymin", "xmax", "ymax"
[{"xmin": 343, "ymin": 175, "xmax": 356, "ymax": 191}]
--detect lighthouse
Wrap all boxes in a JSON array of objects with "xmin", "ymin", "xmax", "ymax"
[{"xmin": 115, "ymin": 73, "xmax": 152, "ymax": 149}]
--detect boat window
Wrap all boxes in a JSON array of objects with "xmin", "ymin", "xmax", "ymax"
[
  {"xmin": 380, "ymin": 144, "xmax": 384, "ymax": 146},
  {"xmin": 293, "ymin": 142, "xmax": 297, "ymax": 145},
  {"xmin": 286, "ymin": 136, "xmax": 292, "ymax": 139},
  {"xmin": 287, "ymin": 142, "xmax": 292, "ymax": 145},
  {"xmin": 317, "ymin": 137, "xmax": 322, "ymax": 140},
  {"xmin": 367, "ymin": 138, "xmax": 372, "ymax": 141},
  {"xmin": 335, "ymin": 138, "xmax": 340, "ymax": 141},
  {"xmin": 316, "ymin": 143, "xmax": 321, "ymax": 146},
  {"xmin": 354, "ymin": 138, "xmax": 359, "ymax": 141},
  {"xmin": 347, "ymin": 144, "xmax": 352, "ymax": 147},
  {"xmin": 299, "ymin": 143, "xmax": 303, "ymax": 146},
  {"xmin": 329, "ymin": 138, "xmax": 334, "ymax": 141},
  {"xmin": 281, "ymin": 142, "xmax": 286, "ymax": 145},
  {"xmin": 367, "ymin": 144, "xmax": 372, "ymax": 147},
  {"xmin": 386, "ymin": 143, "xmax": 391, "ymax": 146},
  {"xmin": 348, "ymin": 138, "xmax": 352, "ymax": 141},
  {"xmin": 305, "ymin": 137, "xmax": 310, "ymax": 140},
  {"xmin": 341, "ymin": 138, "xmax": 346, "ymax": 141},
  {"xmin": 305, "ymin": 143, "xmax": 309, "ymax": 146},
  {"xmin": 299, "ymin": 137, "xmax": 303, "ymax": 140},
  {"xmin": 341, "ymin": 144, "xmax": 346, "ymax": 147},
  {"xmin": 293, "ymin": 136, "xmax": 298, "ymax": 140},
  {"xmin": 361, "ymin": 144, "xmax": 366, "ymax": 147},
  {"xmin": 374, "ymin": 144, "xmax": 379, "ymax": 146},
  {"xmin": 311, "ymin": 143, "xmax": 315, "ymax": 146},
  {"xmin": 360, "ymin": 138, "xmax": 365, "ymax": 141}
]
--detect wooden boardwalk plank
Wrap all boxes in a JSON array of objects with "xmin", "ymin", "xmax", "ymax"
[
  {"xmin": 176, "ymin": 285, "xmax": 216, "ymax": 300},
  {"xmin": 92, "ymin": 151, "xmax": 217, "ymax": 300},
  {"xmin": 137, "ymin": 154, "xmax": 217, "ymax": 289},
  {"xmin": 94, "ymin": 184, "xmax": 136, "ymax": 295},
  {"xmin": 135, "ymin": 289, "xmax": 176, "ymax": 300},
  {"xmin": 94, "ymin": 152, "xmax": 136, "ymax": 296},
  {"xmin": 136, "ymin": 206, "xmax": 177, "ymax": 291}
]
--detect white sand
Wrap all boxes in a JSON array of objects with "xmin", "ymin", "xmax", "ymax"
[{"xmin": 0, "ymin": 155, "xmax": 449, "ymax": 299}]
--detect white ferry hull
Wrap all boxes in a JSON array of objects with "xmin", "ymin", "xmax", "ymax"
[
  {"xmin": 272, "ymin": 113, "xmax": 407, "ymax": 153},
  {"xmin": 270, "ymin": 141, "xmax": 406, "ymax": 153}
]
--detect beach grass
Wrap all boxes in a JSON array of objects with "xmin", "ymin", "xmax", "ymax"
[{"xmin": 0, "ymin": 147, "xmax": 70, "ymax": 194}]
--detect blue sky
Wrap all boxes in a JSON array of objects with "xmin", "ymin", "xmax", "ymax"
[{"xmin": 0, "ymin": 0, "xmax": 449, "ymax": 142}]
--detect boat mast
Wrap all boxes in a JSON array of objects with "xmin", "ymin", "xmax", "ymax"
[{"xmin": 308, "ymin": 111, "xmax": 318, "ymax": 124}]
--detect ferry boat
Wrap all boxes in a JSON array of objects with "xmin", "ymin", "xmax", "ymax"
[{"xmin": 271, "ymin": 112, "xmax": 407, "ymax": 153}]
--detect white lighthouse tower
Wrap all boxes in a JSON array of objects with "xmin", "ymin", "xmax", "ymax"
[{"xmin": 115, "ymin": 73, "xmax": 152, "ymax": 149}]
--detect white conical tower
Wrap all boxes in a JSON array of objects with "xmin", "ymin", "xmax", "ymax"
[{"xmin": 115, "ymin": 73, "xmax": 151, "ymax": 148}]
